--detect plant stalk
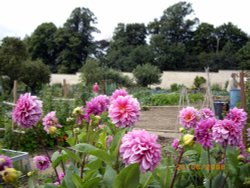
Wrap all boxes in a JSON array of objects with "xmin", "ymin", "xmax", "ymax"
[{"xmin": 170, "ymin": 147, "xmax": 184, "ymax": 188}]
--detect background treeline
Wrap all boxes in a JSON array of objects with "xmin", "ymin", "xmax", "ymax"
[{"xmin": 0, "ymin": 1, "xmax": 250, "ymax": 92}]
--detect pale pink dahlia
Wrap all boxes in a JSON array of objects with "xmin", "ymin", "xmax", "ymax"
[
  {"xmin": 225, "ymin": 107, "xmax": 247, "ymax": 129},
  {"xmin": 199, "ymin": 108, "xmax": 215, "ymax": 119},
  {"xmin": 119, "ymin": 130, "xmax": 161, "ymax": 173},
  {"xmin": 42, "ymin": 111, "xmax": 61, "ymax": 134},
  {"xmin": 92, "ymin": 83, "xmax": 99, "ymax": 94},
  {"xmin": 0, "ymin": 155, "xmax": 13, "ymax": 171},
  {"xmin": 171, "ymin": 138, "xmax": 179, "ymax": 150},
  {"xmin": 12, "ymin": 93, "xmax": 42, "ymax": 128},
  {"xmin": 195, "ymin": 118, "xmax": 216, "ymax": 149},
  {"xmin": 212, "ymin": 119, "xmax": 241, "ymax": 147},
  {"xmin": 108, "ymin": 95, "xmax": 140, "ymax": 128},
  {"xmin": 110, "ymin": 89, "xmax": 128, "ymax": 101},
  {"xmin": 33, "ymin": 155, "xmax": 50, "ymax": 170},
  {"xmin": 84, "ymin": 95, "xmax": 110, "ymax": 121},
  {"xmin": 54, "ymin": 172, "xmax": 64, "ymax": 185},
  {"xmin": 179, "ymin": 107, "xmax": 199, "ymax": 129}
]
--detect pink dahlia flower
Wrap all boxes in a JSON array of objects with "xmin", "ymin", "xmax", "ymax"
[
  {"xmin": 199, "ymin": 108, "xmax": 215, "ymax": 119},
  {"xmin": 42, "ymin": 111, "xmax": 62, "ymax": 134},
  {"xmin": 110, "ymin": 89, "xmax": 128, "ymax": 101},
  {"xmin": 33, "ymin": 155, "xmax": 50, "ymax": 170},
  {"xmin": 195, "ymin": 118, "xmax": 216, "ymax": 149},
  {"xmin": 12, "ymin": 93, "xmax": 42, "ymax": 128},
  {"xmin": 54, "ymin": 172, "xmax": 65, "ymax": 185},
  {"xmin": 225, "ymin": 107, "xmax": 247, "ymax": 129},
  {"xmin": 0, "ymin": 155, "xmax": 13, "ymax": 171},
  {"xmin": 119, "ymin": 130, "xmax": 161, "ymax": 173},
  {"xmin": 179, "ymin": 107, "xmax": 199, "ymax": 129},
  {"xmin": 212, "ymin": 119, "xmax": 241, "ymax": 147},
  {"xmin": 84, "ymin": 95, "xmax": 110, "ymax": 121},
  {"xmin": 108, "ymin": 95, "xmax": 140, "ymax": 128},
  {"xmin": 92, "ymin": 83, "xmax": 99, "ymax": 94},
  {"xmin": 171, "ymin": 138, "xmax": 179, "ymax": 150}
]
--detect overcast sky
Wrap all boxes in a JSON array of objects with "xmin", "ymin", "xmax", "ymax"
[{"xmin": 0, "ymin": 0, "xmax": 249, "ymax": 41}]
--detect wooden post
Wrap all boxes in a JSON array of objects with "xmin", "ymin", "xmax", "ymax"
[
  {"xmin": 63, "ymin": 79, "xmax": 68, "ymax": 98},
  {"xmin": 12, "ymin": 80, "xmax": 17, "ymax": 131},
  {"xmin": 239, "ymin": 71, "xmax": 246, "ymax": 110}
]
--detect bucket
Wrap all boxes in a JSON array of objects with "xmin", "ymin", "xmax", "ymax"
[
  {"xmin": 229, "ymin": 89, "xmax": 241, "ymax": 108},
  {"xmin": 214, "ymin": 102, "xmax": 224, "ymax": 120}
]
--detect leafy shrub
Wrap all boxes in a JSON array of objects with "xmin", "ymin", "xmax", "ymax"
[
  {"xmin": 133, "ymin": 63, "xmax": 161, "ymax": 87},
  {"xmin": 211, "ymin": 83, "xmax": 223, "ymax": 91},
  {"xmin": 170, "ymin": 83, "xmax": 184, "ymax": 92},
  {"xmin": 193, "ymin": 76, "xmax": 206, "ymax": 89}
]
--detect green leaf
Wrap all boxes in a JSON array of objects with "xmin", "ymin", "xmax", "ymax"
[
  {"xmin": 72, "ymin": 174, "xmax": 84, "ymax": 188},
  {"xmin": 60, "ymin": 147, "xmax": 81, "ymax": 163},
  {"xmin": 113, "ymin": 163, "xmax": 140, "ymax": 188},
  {"xmin": 82, "ymin": 177, "xmax": 102, "ymax": 188},
  {"xmin": 73, "ymin": 143, "xmax": 113, "ymax": 165},
  {"xmin": 183, "ymin": 150, "xmax": 197, "ymax": 157},
  {"xmin": 103, "ymin": 165, "xmax": 117, "ymax": 186},
  {"xmin": 51, "ymin": 151, "xmax": 65, "ymax": 168},
  {"xmin": 139, "ymin": 171, "xmax": 153, "ymax": 188},
  {"xmin": 110, "ymin": 128, "xmax": 126, "ymax": 158}
]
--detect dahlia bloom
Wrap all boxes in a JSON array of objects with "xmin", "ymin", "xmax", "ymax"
[
  {"xmin": 0, "ymin": 155, "xmax": 13, "ymax": 171},
  {"xmin": 33, "ymin": 155, "xmax": 50, "ymax": 170},
  {"xmin": 110, "ymin": 89, "xmax": 128, "ymax": 101},
  {"xmin": 12, "ymin": 93, "xmax": 42, "ymax": 128},
  {"xmin": 119, "ymin": 130, "xmax": 161, "ymax": 173},
  {"xmin": 54, "ymin": 172, "xmax": 65, "ymax": 185},
  {"xmin": 225, "ymin": 107, "xmax": 247, "ymax": 129},
  {"xmin": 199, "ymin": 108, "xmax": 215, "ymax": 119},
  {"xmin": 108, "ymin": 95, "xmax": 140, "ymax": 128},
  {"xmin": 212, "ymin": 119, "xmax": 241, "ymax": 147},
  {"xmin": 195, "ymin": 118, "xmax": 216, "ymax": 149},
  {"xmin": 1, "ymin": 167, "xmax": 20, "ymax": 183},
  {"xmin": 42, "ymin": 111, "xmax": 61, "ymax": 134},
  {"xmin": 179, "ymin": 107, "xmax": 199, "ymax": 129},
  {"xmin": 92, "ymin": 83, "xmax": 99, "ymax": 94},
  {"xmin": 84, "ymin": 95, "xmax": 110, "ymax": 121},
  {"xmin": 171, "ymin": 138, "xmax": 179, "ymax": 150}
]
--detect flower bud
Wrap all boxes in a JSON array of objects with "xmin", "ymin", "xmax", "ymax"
[
  {"xmin": 72, "ymin": 107, "xmax": 83, "ymax": 116},
  {"xmin": 73, "ymin": 128, "xmax": 80, "ymax": 134},
  {"xmin": 48, "ymin": 126, "xmax": 57, "ymax": 134},
  {"xmin": 183, "ymin": 134, "xmax": 194, "ymax": 146},
  {"xmin": 237, "ymin": 154, "xmax": 245, "ymax": 161},
  {"xmin": 179, "ymin": 127, "xmax": 185, "ymax": 133},
  {"xmin": 247, "ymin": 148, "xmax": 250, "ymax": 153},
  {"xmin": 1, "ymin": 167, "xmax": 20, "ymax": 183},
  {"xmin": 92, "ymin": 115, "xmax": 101, "ymax": 127}
]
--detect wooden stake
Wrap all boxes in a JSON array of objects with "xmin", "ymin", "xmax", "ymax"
[
  {"xmin": 63, "ymin": 79, "xmax": 68, "ymax": 98},
  {"xmin": 239, "ymin": 71, "xmax": 246, "ymax": 110},
  {"xmin": 12, "ymin": 80, "xmax": 17, "ymax": 131}
]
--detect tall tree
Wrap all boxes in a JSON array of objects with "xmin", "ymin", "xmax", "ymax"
[
  {"xmin": 106, "ymin": 23, "xmax": 151, "ymax": 71},
  {"xmin": 26, "ymin": 23, "xmax": 58, "ymax": 72},
  {"xmin": 0, "ymin": 37, "xmax": 28, "ymax": 89},
  {"xmin": 54, "ymin": 7, "xmax": 98, "ymax": 73},
  {"xmin": 148, "ymin": 1, "xmax": 198, "ymax": 70},
  {"xmin": 237, "ymin": 42, "xmax": 250, "ymax": 69}
]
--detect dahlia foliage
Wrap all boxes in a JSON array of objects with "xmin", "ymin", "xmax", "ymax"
[{"xmin": 9, "ymin": 91, "xmax": 249, "ymax": 187}]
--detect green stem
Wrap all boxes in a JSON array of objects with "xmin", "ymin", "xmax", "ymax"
[
  {"xmin": 33, "ymin": 126, "xmax": 60, "ymax": 183},
  {"xmin": 170, "ymin": 147, "xmax": 184, "ymax": 188},
  {"xmin": 207, "ymin": 148, "xmax": 211, "ymax": 188}
]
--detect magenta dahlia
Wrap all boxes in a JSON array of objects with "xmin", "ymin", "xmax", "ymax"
[
  {"xmin": 225, "ymin": 107, "xmax": 247, "ymax": 129},
  {"xmin": 0, "ymin": 155, "xmax": 13, "ymax": 171},
  {"xmin": 110, "ymin": 89, "xmax": 128, "ymax": 101},
  {"xmin": 84, "ymin": 95, "xmax": 110, "ymax": 121},
  {"xmin": 42, "ymin": 111, "xmax": 61, "ymax": 134},
  {"xmin": 92, "ymin": 83, "xmax": 99, "ymax": 94},
  {"xmin": 108, "ymin": 95, "xmax": 140, "ymax": 128},
  {"xmin": 171, "ymin": 138, "xmax": 179, "ymax": 150},
  {"xmin": 212, "ymin": 119, "xmax": 241, "ymax": 147},
  {"xmin": 119, "ymin": 129, "xmax": 161, "ymax": 173},
  {"xmin": 179, "ymin": 107, "xmax": 199, "ymax": 129},
  {"xmin": 195, "ymin": 118, "xmax": 216, "ymax": 149},
  {"xmin": 12, "ymin": 93, "xmax": 42, "ymax": 128},
  {"xmin": 199, "ymin": 108, "xmax": 215, "ymax": 119},
  {"xmin": 33, "ymin": 155, "xmax": 50, "ymax": 170},
  {"xmin": 54, "ymin": 172, "xmax": 64, "ymax": 185}
]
